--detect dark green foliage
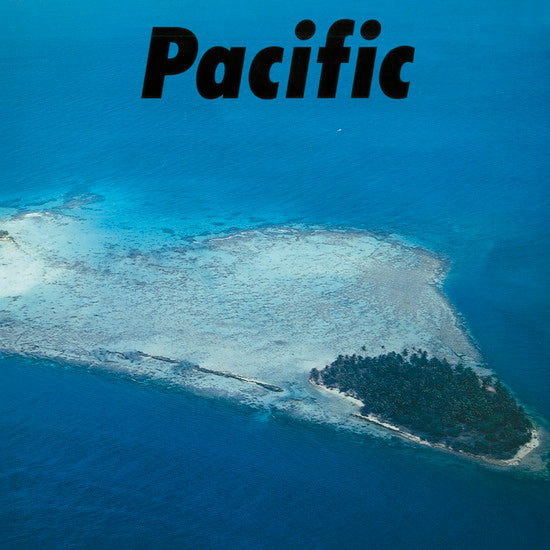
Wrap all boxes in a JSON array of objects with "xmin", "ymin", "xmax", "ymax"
[{"xmin": 310, "ymin": 350, "xmax": 532, "ymax": 459}]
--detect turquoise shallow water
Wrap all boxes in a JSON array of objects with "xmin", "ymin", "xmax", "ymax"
[{"xmin": 1, "ymin": 0, "xmax": 550, "ymax": 547}]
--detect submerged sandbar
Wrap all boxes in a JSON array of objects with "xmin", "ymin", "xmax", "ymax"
[{"xmin": 0, "ymin": 214, "xmax": 479, "ymax": 379}]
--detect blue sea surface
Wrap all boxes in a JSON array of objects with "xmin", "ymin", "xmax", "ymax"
[{"xmin": 1, "ymin": 0, "xmax": 549, "ymax": 548}]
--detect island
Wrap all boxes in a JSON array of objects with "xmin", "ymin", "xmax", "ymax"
[
  {"xmin": 0, "ymin": 202, "xmax": 544, "ymax": 469},
  {"xmin": 310, "ymin": 350, "xmax": 533, "ymax": 460}
]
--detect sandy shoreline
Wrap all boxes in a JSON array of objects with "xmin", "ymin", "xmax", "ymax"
[{"xmin": 312, "ymin": 381, "xmax": 541, "ymax": 468}]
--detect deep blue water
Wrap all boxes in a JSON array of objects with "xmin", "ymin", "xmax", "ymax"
[
  {"xmin": 1, "ymin": 0, "xmax": 549, "ymax": 548},
  {"xmin": 1, "ymin": 355, "xmax": 550, "ymax": 549}
]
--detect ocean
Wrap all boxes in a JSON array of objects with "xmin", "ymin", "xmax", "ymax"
[{"xmin": 1, "ymin": 0, "xmax": 549, "ymax": 548}]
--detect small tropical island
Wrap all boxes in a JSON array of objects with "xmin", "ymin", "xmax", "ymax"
[
  {"xmin": 310, "ymin": 350, "xmax": 533, "ymax": 460},
  {"xmin": 1, "ymin": 211, "xmax": 544, "ymax": 469}
]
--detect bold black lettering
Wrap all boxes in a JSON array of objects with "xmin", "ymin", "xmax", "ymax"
[
  {"xmin": 351, "ymin": 48, "xmax": 376, "ymax": 98},
  {"xmin": 286, "ymin": 20, "xmax": 315, "ymax": 99},
  {"xmin": 360, "ymin": 20, "xmax": 381, "ymax": 41},
  {"xmin": 294, "ymin": 19, "xmax": 316, "ymax": 41},
  {"xmin": 286, "ymin": 48, "xmax": 311, "ymax": 98},
  {"xmin": 379, "ymin": 46, "xmax": 415, "ymax": 99},
  {"xmin": 196, "ymin": 47, "xmax": 246, "ymax": 99},
  {"xmin": 249, "ymin": 47, "xmax": 283, "ymax": 99},
  {"xmin": 142, "ymin": 27, "xmax": 198, "ymax": 98},
  {"xmin": 317, "ymin": 19, "xmax": 355, "ymax": 98}
]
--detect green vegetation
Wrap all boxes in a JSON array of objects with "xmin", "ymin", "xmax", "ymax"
[{"xmin": 310, "ymin": 350, "xmax": 532, "ymax": 459}]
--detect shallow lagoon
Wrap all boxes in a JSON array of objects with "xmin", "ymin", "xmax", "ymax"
[{"xmin": 0, "ymin": 200, "xmax": 484, "ymax": 434}]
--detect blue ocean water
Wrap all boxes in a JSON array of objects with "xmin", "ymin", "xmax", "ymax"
[{"xmin": 1, "ymin": 0, "xmax": 549, "ymax": 548}]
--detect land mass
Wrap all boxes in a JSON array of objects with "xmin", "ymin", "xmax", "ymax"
[
  {"xmin": 311, "ymin": 350, "xmax": 533, "ymax": 460},
  {"xmin": 0, "ymin": 203, "xmax": 545, "ymax": 469}
]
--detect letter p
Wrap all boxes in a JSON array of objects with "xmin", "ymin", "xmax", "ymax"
[{"xmin": 142, "ymin": 27, "xmax": 199, "ymax": 98}]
